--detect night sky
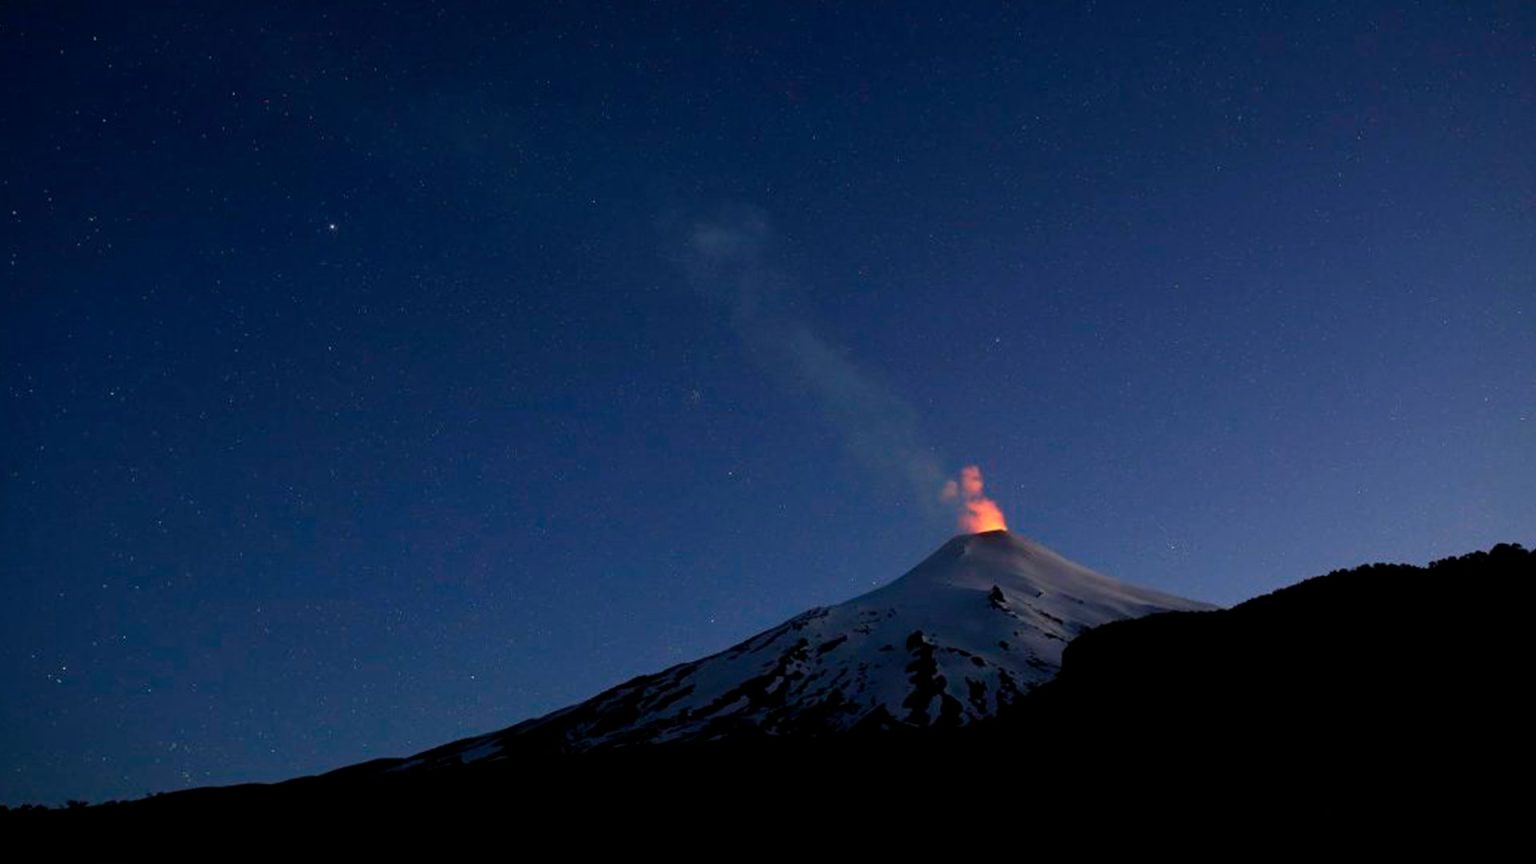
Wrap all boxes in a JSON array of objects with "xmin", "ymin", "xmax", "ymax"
[{"xmin": 4, "ymin": 2, "xmax": 1532, "ymax": 805}]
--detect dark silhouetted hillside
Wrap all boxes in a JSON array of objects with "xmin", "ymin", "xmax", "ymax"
[{"xmin": 1018, "ymin": 541, "xmax": 1532, "ymax": 760}]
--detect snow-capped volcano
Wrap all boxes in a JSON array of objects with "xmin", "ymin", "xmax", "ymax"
[{"xmin": 397, "ymin": 531, "xmax": 1212, "ymax": 769}]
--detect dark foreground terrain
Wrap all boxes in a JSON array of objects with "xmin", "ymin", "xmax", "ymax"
[{"xmin": 6, "ymin": 543, "xmax": 1530, "ymax": 843}]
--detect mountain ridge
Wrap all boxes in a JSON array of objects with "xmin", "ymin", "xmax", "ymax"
[{"xmin": 385, "ymin": 529, "xmax": 1211, "ymax": 772}]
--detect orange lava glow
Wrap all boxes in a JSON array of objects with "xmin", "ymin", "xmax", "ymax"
[{"xmin": 940, "ymin": 465, "xmax": 1008, "ymax": 533}]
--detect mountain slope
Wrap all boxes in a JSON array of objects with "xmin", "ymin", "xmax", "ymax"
[{"xmin": 396, "ymin": 529, "xmax": 1211, "ymax": 770}]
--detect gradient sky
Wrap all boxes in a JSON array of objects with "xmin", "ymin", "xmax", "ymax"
[{"xmin": 3, "ymin": 1, "xmax": 1532, "ymax": 805}]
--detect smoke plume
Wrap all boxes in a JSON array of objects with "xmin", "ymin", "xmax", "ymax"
[
  {"xmin": 941, "ymin": 465, "xmax": 1008, "ymax": 534},
  {"xmin": 679, "ymin": 208, "xmax": 948, "ymax": 517}
]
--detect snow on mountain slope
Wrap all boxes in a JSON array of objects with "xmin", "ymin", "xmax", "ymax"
[{"xmin": 396, "ymin": 531, "xmax": 1213, "ymax": 769}]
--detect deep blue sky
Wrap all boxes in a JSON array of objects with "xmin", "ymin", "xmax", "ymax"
[{"xmin": 3, "ymin": 1, "xmax": 1532, "ymax": 804}]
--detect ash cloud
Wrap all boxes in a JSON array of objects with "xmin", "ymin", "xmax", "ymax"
[{"xmin": 678, "ymin": 208, "xmax": 948, "ymax": 521}]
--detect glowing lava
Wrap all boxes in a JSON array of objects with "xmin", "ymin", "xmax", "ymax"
[{"xmin": 941, "ymin": 465, "xmax": 1008, "ymax": 534}]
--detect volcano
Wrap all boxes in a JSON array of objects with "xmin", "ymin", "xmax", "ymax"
[
  {"xmin": 393, "ymin": 530, "xmax": 1212, "ymax": 770},
  {"xmin": 12, "ymin": 542, "xmax": 1527, "ymax": 842}
]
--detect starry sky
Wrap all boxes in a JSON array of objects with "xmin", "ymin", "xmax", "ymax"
[{"xmin": 3, "ymin": 2, "xmax": 1532, "ymax": 805}]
